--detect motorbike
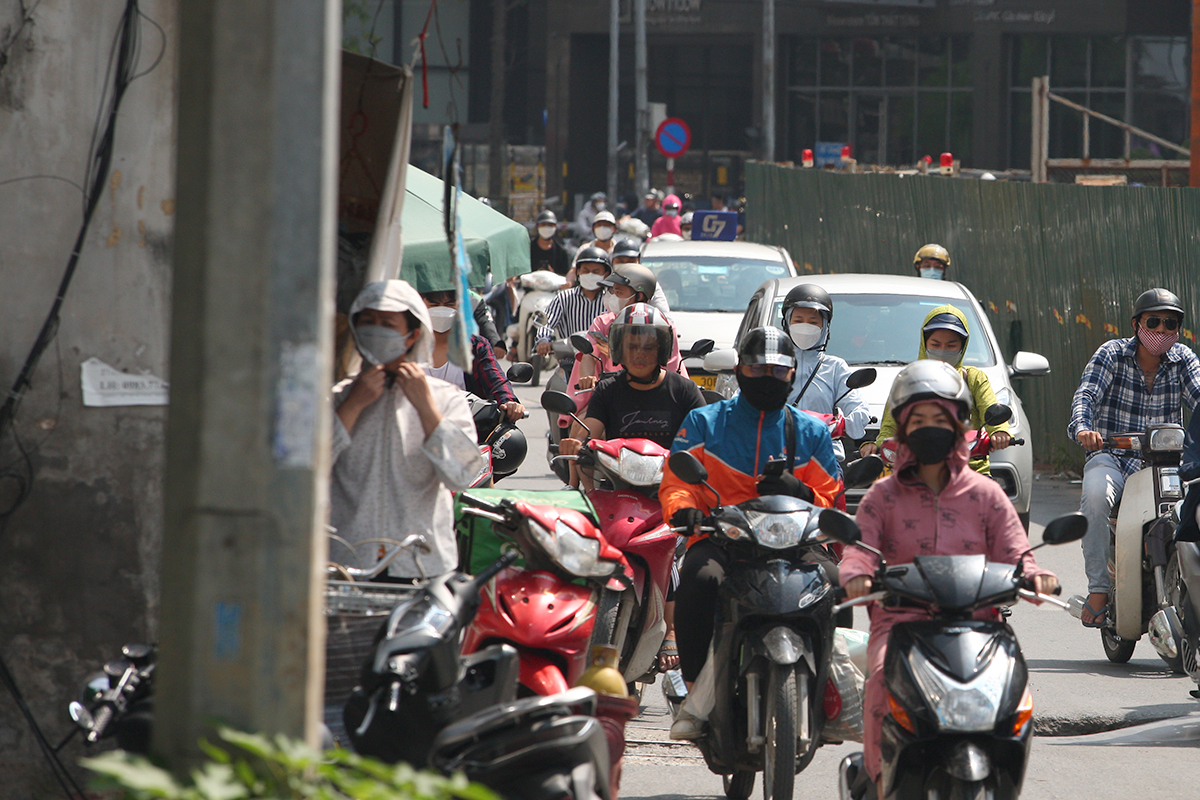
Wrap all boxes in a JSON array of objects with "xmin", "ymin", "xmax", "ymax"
[
  {"xmin": 466, "ymin": 362, "xmax": 535, "ymax": 487},
  {"xmin": 542, "ymin": 389, "xmax": 679, "ymax": 686},
  {"xmin": 799, "ymin": 367, "xmax": 877, "ymax": 466},
  {"xmin": 878, "ymin": 404, "xmax": 1024, "ymax": 475},
  {"xmin": 665, "ymin": 450, "xmax": 882, "ymax": 800},
  {"xmin": 1162, "ymin": 478, "xmax": 1200, "ymax": 696},
  {"xmin": 1069, "ymin": 423, "xmax": 1186, "ymax": 666},
  {"xmin": 458, "ymin": 491, "xmax": 633, "ymax": 695},
  {"xmin": 510, "ymin": 270, "xmax": 568, "ymax": 386},
  {"xmin": 821, "ymin": 508, "xmax": 1087, "ymax": 800}
]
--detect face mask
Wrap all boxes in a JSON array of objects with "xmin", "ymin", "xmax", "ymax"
[
  {"xmin": 355, "ymin": 324, "xmax": 411, "ymax": 366},
  {"xmin": 578, "ymin": 273, "xmax": 604, "ymax": 292},
  {"xmin": 736, "ymin": 373, "xmax": 792, "ymax": 412},
  {"xmin": 1138, "ymin": 326, "xmax": 1179, "ymax": 356},
  {"xmin": 538, "ymin": 224, "xmax": 556, "ymax": 239},
  {"xmin": 594, "ymin": 201, "xmax": 606, "ymax": 211},
  {"xmin": 788, "ymin": 322, "xmax": 823, "ymax": 351},
  {"xmin": 905, "ymin": 426, "xmax": 958, "ymax": 465},
  {"xmin": 665, "ymin": 209, "xmax": 678, "ymax": 217},
  {"xmin": 594, "ymin": 225, "xmax": 615, "ymax": 242},
  {"xmin": 428, "ymin": 306, "xmax": 457, "ymax": 333},
  {"xmin": 919, "ymin": 267, "xmax": 945, "ymax": 280},
  {"xmin": 925, "ymin": 347, "xmax": 960, "ymax": 364},
  {"xmin": 604, "ymin": 293, "xmax": 627, "ymax": 315}
]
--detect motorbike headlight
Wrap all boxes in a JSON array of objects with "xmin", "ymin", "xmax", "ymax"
[
  {"xmin": 744, "ymin": 510, "xmax": 812, "ymax": 549},
  {"xmin": 388, "ymin": 596, "xmax": 454, "ymax": 641},
  {"xmin": 618, "ymin": 450, "xmax": 664, "ymax": 486},
  {"xmin": 595, "ymin": 449, "xmax": 621, "ymax": 475},
  {"xmin": 554, "ymin": 520, "xmax": 616, "ymax": 577},
  {"xmin": 716, "ymin": 520, "xmax": 750, "ymax": 541},
  {"xmin": 1149, "ymin": 427, "xmax": 1185, "ymax": 453},
  {"xmin": 527, "ymin": 519, "xmax": 560, "ymax": 560},
  {"xmin": 907, "ymin": 647, "xmax": 1007, "ymax": 732}
]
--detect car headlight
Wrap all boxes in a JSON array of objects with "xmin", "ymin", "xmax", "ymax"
[
  {"xmin": 744, "ymin": 510, "xmax": 812, "ymax": 549},
  {"xmin": 1149, "ymin": 426, "xmax": 1185, "ymax": 452},
  {"xmin": 618, "ymin": 450, "xmax": 664, "ymax": 486},
  {"xmin": 907, "ymin": 647, "xmax": 1007, "ymax": 732},
  {"xmin": 554, "ymin": 520, "xmax": 616, "ymax": 577}
]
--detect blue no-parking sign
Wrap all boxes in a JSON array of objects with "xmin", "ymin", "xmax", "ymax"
[
  {"xmin": 655, "ymin": 118, "xmax": 691, "ymax": 159},
  {"xmin": 691, "ymin": 210, "xmax": 738, "ymax": 241}
]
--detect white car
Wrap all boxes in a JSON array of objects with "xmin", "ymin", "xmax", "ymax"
[
  {"xmin": 721, "ymin": 274, "xmax": 1050, "ymax": 527},
  {"xmin": 638, "ymin": 239, "xmax": 798, "ymax": 392}
]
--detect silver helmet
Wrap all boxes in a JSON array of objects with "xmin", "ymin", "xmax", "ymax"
[{"xmin": 887, "ymin": 359, "xmax": 972, "ymax": 422}]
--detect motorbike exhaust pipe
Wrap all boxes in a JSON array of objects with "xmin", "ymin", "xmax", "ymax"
[{"xmin": 1149, "ymin": 606, "xmax": 1185, "ymax": 661}]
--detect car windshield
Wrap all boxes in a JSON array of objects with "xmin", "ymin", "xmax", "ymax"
[
  {"xmin": 771, "ymin": 293, "xmax": 996, "ymax": 367},
  {"xmin": 641, "ymin": 256, "xmax": 791, "ymax": 313}
]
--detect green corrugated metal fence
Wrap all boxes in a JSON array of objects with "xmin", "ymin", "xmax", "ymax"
[{"xmin": 746, "ymin": 162, "xmax": 1200, "ymax": 470}]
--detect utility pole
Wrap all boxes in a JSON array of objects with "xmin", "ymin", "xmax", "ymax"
[
  {"xmin": 635, "ymin": 0, "xmax": 648, "ymax": 196},
  {"xmin": 154, "ymin": 0, "xmax": 337, "ymax": 774},
  {"xmin": 1191, "ymin": 0, "xmax": 1200, "ymax": 186},
  {"xmin": 489, "ymin": 0, "xmax": 508, "ymax": 205},
  {"xmin": 607, "ymin": 0, "xmax": 620, "ymax": 204},
  {"xmin": 763, "ymin": 0, "xmax": 776, "ymax": 163}
]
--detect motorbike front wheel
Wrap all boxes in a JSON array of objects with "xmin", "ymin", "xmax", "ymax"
[
  {"xmin": 762, "ymin": 663, "xmax": 798, "ymax": 800},
  {"xmin": 925, "ymin": 774, "xmax": 993, "ymax": 800},
  {"xmin": 1101, "ymin": 626, "xmax": 1137, "ymax": 663},
  {"xmin": 723, "ymin": 771, "xmax": 755, "ymax": 800}
]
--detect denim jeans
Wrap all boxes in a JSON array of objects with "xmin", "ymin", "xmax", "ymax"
[{"xmin": 1079, "ymin": 452, "xmax": 1126, "ymax": 595}]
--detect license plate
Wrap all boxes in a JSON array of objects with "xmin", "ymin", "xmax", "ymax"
[{"xmin": 690, "ymin": 374, "xmax": 717, "ymax": 390}]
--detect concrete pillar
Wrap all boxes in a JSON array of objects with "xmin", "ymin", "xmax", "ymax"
[
  {"xmin": 154, "ymin": 0, "xmax": 338, "ymax": 771},
  {"xmin": 971, "ymin": 31, "xmax": 1006, "ymax": 170}
]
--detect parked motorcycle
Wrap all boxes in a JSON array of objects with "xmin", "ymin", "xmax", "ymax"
[
  {"xmin": 821, "ymin": 508, "xmax": 1087, "ymax": 800},
  {"xmin": 665, "ymin": 451, "xmax": 881, "ymax": 800},
  {"xmin": 510, "ymin": 270, "xmax": 568, "ymax": 386},
  {"xmin": 1070, "ymin": 423, "xmax": 1185, "ymax": 665}
]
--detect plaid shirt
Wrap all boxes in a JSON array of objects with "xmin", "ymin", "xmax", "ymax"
[
  {"xmin": 1069, "ymin": 337, "xmax": 1200, "ymax": 476},
  {"xmin": 465, "ymin": 335, "xmax": 516, "ymax": 405}
]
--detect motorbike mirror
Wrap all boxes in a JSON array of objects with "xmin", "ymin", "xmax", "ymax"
[
  {"xmin": 1040, "ymin": 512, "xmax": 1088, "ymax": 546},
  {"xmin": 569, "ymin": 333, "xmax": 594, "ymax": 355},
  {"xmin": 703, "ymin": 348, "xmax": 738, "ymax": 373},
  {"xmin": 506, "ymin": 362, "xmax": 535, "ymax": 384},
  {"xmin": 818, "ymin": 508, "xmax": 862, "ymax": 545},
  {"xmin": 984, "ymin": 403, "xmax": 1013, "ymax": 427},
  {"xmin": 684, "ymin": 339, "xmax": 715, "ymax": 359},
  {"xmin": 68, "ymin": 701, "xmax": 95, "ymax": 731},
  {"xmin": 668, "ymin": 451, "xmax": 708, "ymax": 485},
  {"xmin": 842, "ymin": 455, "xmax": 883, "ymax": 488},
  {"xmin": 540, "ymin": 390, "xmax": 579, "ymax": 416},
  {"xmin": 701, "ymin": 389, "xmax": 725, "ymax": 405},
  {"xmin": 845, "ymin": 367, "xmax": 877, "ymax": 390}
]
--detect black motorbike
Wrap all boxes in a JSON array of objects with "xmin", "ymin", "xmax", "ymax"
[
  {"xmin": 1154, "ymin": 477, "xmax": 1200, "ymax": 697},
  {"xmin": 468, "ymin": 362, "xmax": 534, "ymax": 486},
  {"xmin": 820, "ymin": 508, "xmax": 1087, "ymax": 800},
  {"xmin": 666, "ymin": 451, "xmax": 881, "ymax": 800}
]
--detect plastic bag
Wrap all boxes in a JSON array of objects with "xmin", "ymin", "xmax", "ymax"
[{"xmin": 821, "ymin": 627, "xmax": 867, "ymax": 744}]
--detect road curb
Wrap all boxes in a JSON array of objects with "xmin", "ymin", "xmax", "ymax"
[{"xmin": 1034, "ymin": 708, "xmax": 1196, "ymax": 736}]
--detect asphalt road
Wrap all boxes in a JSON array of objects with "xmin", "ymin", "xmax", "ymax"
[{"xmin": 505, "ymin": 380, "xmax": 1200, "ymax": 798}]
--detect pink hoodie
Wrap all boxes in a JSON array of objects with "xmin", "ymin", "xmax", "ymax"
[
  {"xmin": 840, "ymin": 438, "xmax": 1052, "ymax": 783},
  {"xmin": 649, "ymin": 194, "xmax": 683, "ymax": 238}
]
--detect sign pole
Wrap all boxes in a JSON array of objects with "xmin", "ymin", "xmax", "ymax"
[{"xmin": 667, "ymin": 157, "xmax": 675, "ymax": 195}]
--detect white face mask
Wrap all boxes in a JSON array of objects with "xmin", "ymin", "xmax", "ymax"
[
  {"xmin": 788, "ymin": 322, "xmax": 823, "ymax": 351},
  {"xmin": 594, "ymin": 201, "xmax": 606, "ymax": 211},
  {"xmin": 594, "ymin": 225, "xmax": 615, "ymax": 242},
  {"xmin": 355, "ymin": 324, "xmax": 411, "ymax": 365},
  {"xmin": 578, "ymin": 273, "xmax": 605, "ymax": 292},
  {"xmin": 665, "ymin": 209, "xmax": 678, "ymax": 217},
  {"xmin": 537, "ymin": 224, "xmax": 556, "ymax": 239},
  {"xmin": 428, "ymin": 306, "xmax": 457, "ymax": 333},
  {"xmin": 604, "ymin": 293, "xmax": 627, "ymax": 315},
  {"xmin": 919, "ymin": 267, "xmax": 945, "ymax": 280}
]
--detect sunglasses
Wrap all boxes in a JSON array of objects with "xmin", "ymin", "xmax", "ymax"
[
  {"xmin": 1143, "ymin": 316, "xmax": 1181, "ymax": 331},
  {"xmin": 742, "ymin": 364, "xmax": 792, "ymax": 380}
]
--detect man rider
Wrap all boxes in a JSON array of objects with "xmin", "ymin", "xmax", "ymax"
[
  {"xmin": 530, "ymin": 209, "xmax": 570, "ymax": 276},
  {"xmin": 536, "ymin": 246, "xmax": 611, "ymax": 358},
  {"xmin": 781, "ymin": 283, "xmax": 871, "ymax": 464},
  {"xmin": 913, "ymin": 243, "xmax": 950, "ymax": 280},
  {"xmin": 632, "ymin": 191, "xmax": 661, "ymax": 227},
  {"xmin": 662, "ymin": 328, "xmax": 842, "ymax": 738},
  {"xmin": 1069, "ymin": 288, "xmax": 1200, "ymax": 628},
  {"xmin": 575, "ymin": 191, "xmax": 607, "ymax": 238}
]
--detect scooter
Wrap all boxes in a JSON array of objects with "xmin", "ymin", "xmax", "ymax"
[
  {"xmin": 1162, "ymin": 479, "xmax": 1200, "ymax": 696},
  {"xmin": 1069, "ymin": 423, "xmax": 1185, "ymax": 665},
  {"xmin": 821, "ymin": 508, "xmax": 1087, "ymax": 800},
  {"xmin": 458, "ymin": 492, "xmax": 633, "ymax": 695},
  {"xmin": 543, "ymin": 389, "xmax": 678, "ymax": 685},
  {"xmin": 511, "ymin": 270, "xmax": 568, "ymax": 386},
  {"xmin": 665, "ymin": 451, "xmax": 883, "ymax": 800}
]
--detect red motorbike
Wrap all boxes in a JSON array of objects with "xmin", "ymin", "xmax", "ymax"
[
  {"xmin": 879, "ymin": 404, "xmax": 1023, "ymax": 468},
  {"xmin": 458, "ymin": 493, "xmax": 633, "ymax": 696}
]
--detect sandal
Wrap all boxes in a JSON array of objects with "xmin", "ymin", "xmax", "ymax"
[
  {"xmin": 1081, "ymin": 599, "xmax": 1108, "ymax": 629},
  {"xmin": 658, "ymin": 634, "xmax": 679, "ymax": 671}
]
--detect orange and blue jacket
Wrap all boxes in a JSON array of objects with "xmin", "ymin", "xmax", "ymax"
[{"xmin": 659, "ymin": 395, "xmax": 842, "ymax": 540}]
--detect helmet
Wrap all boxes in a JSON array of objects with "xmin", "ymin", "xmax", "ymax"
[
  {"xmin": 887, "ymin": 360, "xmax": 972, "ymax": 422},
  {"xmin": 601, "ymin": 264, "xmax": 657, "ymax": 301},
  {"xmin": 610, "ymin": 302, "xmax": 674, "ymax": 367},
  {"xmin": 737, "ymin": 327, "xmax": 796, "ymax": 369},
  {"xmin": 536, "ymin": 209, "xmax": 558, "ymax": 225},
  {"xmin": 575, "ymin": 246, "xmax": 612, "ymax": 271},
  {"xmin": 681, "ymin": 211, "xmax": 694, "ymax": 226},
  {"xmin": 1132, "ymin": 288, "xmax": 1184, "ymax": 320},
  {"xmin": 591, "ymin": 191, "xmax": 608, "ymax": 202},
  {"xmin": 780, "ymin": 283, "xmax": 833, "ymax": 325},
  {"xmin": 593, "ymin": 210, "xmax": 617, "ymax": 227},
  {"xmin": 663, "ymin": 198, "xmax": 681, "ymax": 211},
  {"xmin": 921, "ymin": 311, "xmax": 969, "ymax": 342},
  {"xmin": 913, "ymin": 244, "xmax": 951, "ymax": 271},
  {"xmin": 488, "ymin": 424, "xmax": 528, "ymax": 478},
  {"xmin": 611, "ymin": 238, "xmax": 641, "ymax": 261}
]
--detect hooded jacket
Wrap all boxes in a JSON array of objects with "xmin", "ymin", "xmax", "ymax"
[
  {"xmin": 332, "ymin": 280, "xmax": 483, "ymax": 578},
  {"xmin": 649, "ymin": 194, "xmax": 683, "ymax": 239},
  {"xmin": 787, "ymin": 321, "xmax": 871, "ymax": 460},
  {"xmin": 875, "ymin": 304, "xmax": 1009, "ymax": 474}
]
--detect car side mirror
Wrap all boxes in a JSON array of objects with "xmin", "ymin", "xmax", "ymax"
[
  {"xmin": 506, "ymin": 362, "xmax": 534, "ymax": 384},
  {"xmin": 818, "ymin": 509, "xmax": 862, "ymax": 545},
  {"xmin": 845, "ymin": 368, "xmax": 877, "ymax": 390},
  {"xmin": 668, "ymin": 451, "xmax": 708, "ymax": 485},
  {"xmin": 1009, "ymin": 351, "xmax": 1050, "ymax": 377},
  {"xmin": 984, "ymin": 404, "xmax": 1013, "ymax": 427},
  {"xmin": 703, "ymin": 349, "xmax": 738, "ymax": 373}
]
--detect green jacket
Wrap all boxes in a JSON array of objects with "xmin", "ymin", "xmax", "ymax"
[{"xmin": 875, "ymin": 304, "xmax": 1010, "ymax": 474}]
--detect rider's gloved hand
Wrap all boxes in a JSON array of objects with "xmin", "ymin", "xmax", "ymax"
[
  {"xmin": 670, "ymin": 508, "xmax": 706, "ymax": 537},
  {"xmin": 757, "ymin": 471, "xmax": 814, "ymax": 502}
]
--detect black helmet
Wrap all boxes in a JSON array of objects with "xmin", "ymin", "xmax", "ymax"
[
  {"xmin": 737, "ymin": 327, "xmax": 796, "ymax": 369},
  {"xmin": 574, "ymin": 245, "xmax": 612, "ymax": 272},
  {"xmin": 887, "ymin": 360, "xmax": 972, "ymax": 422},
  {"xmin": 780, "ymin": 283, "xmax": 833, "ymax": 326},
  {"xmin": 488, "ymin": 424, "xmax": 527, "ymax": 478},
  {"xmin": 601, "ymin": 264, "xmax": 657, "ymax": 301},
  {"xmin": 611, "ymin": 238, "xmax": 641, "ymax": 261},
  {"xmin": 1132, "ymin": 288, "xmax": 1184, "ymax": 320},
  {"xmin": 536, "ymin": 209, "xmax": 558, "ymax": 225}
]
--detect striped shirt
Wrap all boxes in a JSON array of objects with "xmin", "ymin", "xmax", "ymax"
[
  {"xmin": 1068, "ymin": 337, "xmax": 1200, "ymax": 476},
  {"xmin": 535, "ymin": 286, "xmax": 608, "ymax": 344}
]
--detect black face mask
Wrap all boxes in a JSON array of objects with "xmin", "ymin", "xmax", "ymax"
[
  {"xmin": 905, "ymin": 426, "xmax": 958, "ymax": 465},
  {"xmin": 737, "ymin": 374, "xmax": 792, "ymax": 411}
]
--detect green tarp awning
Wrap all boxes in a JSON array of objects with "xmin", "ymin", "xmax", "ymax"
[{"xmin": 400, "ymin": 165, "xmax": 531, "ymax": 292}]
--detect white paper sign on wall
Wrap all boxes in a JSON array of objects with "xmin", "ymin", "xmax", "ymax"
[{"xmin": 81, "ymin": 357, "xmax": 169, "ymax": 407}]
